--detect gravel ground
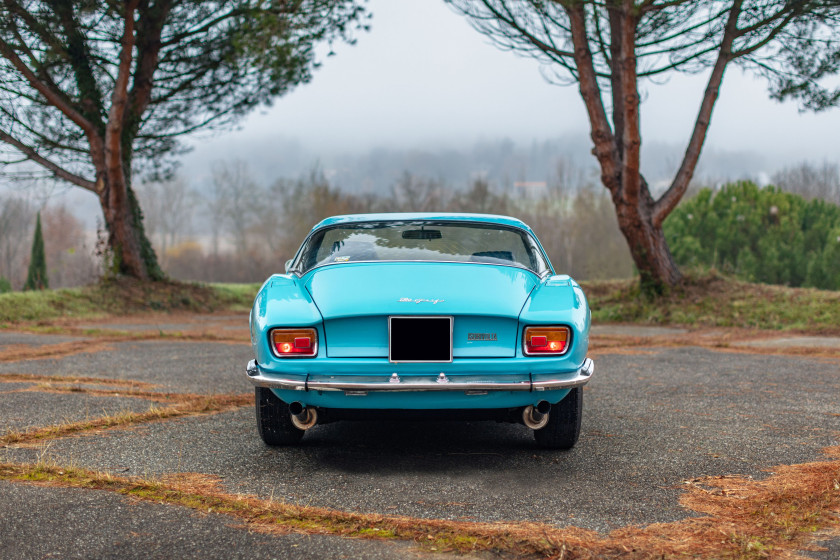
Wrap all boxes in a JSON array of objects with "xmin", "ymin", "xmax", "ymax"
[
  {"xmin": 0, "ymin": 382, "xmax": 35, "ymax": 392},
  {"xmin": 804, "ymin": 536, "xmax": 840, "ymax": 560}
]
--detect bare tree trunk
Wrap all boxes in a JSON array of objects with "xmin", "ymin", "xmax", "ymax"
[{"xmin": 614, "ymin": 196, "xmax": 681, "ymax": 290}]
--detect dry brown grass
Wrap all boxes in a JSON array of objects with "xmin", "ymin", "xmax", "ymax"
[
  {"xmin": 0, "ymin": 392, "xmax": 250, "ymax": 447},
  {"xmin": 18, "ymin": 384, "xmax": 207, "ymax": 404},
  {"xmin": 0, "ymin": 340, "xmax": 118, "ymax": 363},
  {"xmin": 0, "ymin": 373, "xmax": 157, "ymax": 389}
]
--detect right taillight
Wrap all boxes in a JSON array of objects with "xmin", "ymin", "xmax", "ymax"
[{"xmin": 523, "ymin": 326, "xmax": 570, "ymax": 356}]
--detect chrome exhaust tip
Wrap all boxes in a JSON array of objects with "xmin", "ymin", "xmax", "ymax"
[
  {"xmin": 289, "ymin": 403, "xmax": 318, "ymax": 430},
  {"xmin": 522, "ymin": 402, "xmax": 550, "ymax": 430}
]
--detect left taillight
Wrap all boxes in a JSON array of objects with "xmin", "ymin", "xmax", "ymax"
[{"xmin": 270, "ymin": 328, "xmax": 318, "ymax": 358}]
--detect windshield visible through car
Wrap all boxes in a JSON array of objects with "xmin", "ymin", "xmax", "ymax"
[{"xmin": 292, "ymin": 221, "xmax": 550, "ymax": 275}]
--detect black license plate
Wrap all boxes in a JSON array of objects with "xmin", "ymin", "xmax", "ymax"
[{"xmin": 389, "ymin": 316, "xmax": 453, "ymax": 363}]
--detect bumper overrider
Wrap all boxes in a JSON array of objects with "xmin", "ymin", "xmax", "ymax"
[{"xmin": 245, "ymin": 358, "xmax": 594, "ymax": 394}]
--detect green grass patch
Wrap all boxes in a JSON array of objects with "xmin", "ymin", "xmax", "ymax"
[
  {"xmin": 0, "ymin": 279, "xmax": 260, "ymax": 324},
  {"xmin": 210, "ymin": 282, "xmax": 262, "ymax": 306},
  {"xmin": 583, "ymin": 269, "xmax": 840, "ymax": 333},
  {"xmin": 0, "ymin": 288, "xmax": 99, "ymax": 323}
]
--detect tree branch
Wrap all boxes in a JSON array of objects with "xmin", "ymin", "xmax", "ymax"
[
  {"xmin": 639, "ymin": 0, "xmax": 698, "ymax": 13},
  {"xmin": 732, "ymin": 11, "xmax": 797, "ymax": 59},
  {"xmin": 2, "ymin": 0, "xmax": 70, "ymax": 58},
  {"xmin": 0, "ymin": 128, "xmax": 96, "ymax": 192},
  {"xmin": 592, "ymin": 8, "xmax": 612, "ymax": 71},
  {"xmin": 159, "ymin": 7, "xmax": 241, "ymax": 47},
  {"xmin": 616, "ymin": 0, "xmax": 642, "ymax": 207},
  {"xmin": 608, "ymin": 5, "xmax": 624, "ymax": 162},
  {"xmin": 564, "ymin": 2, "xmax": 620, "ymax": 194},
  {"xmin": 52, "ymin": 0, "xmax": 106, "ymax": 129},
  {"xmin": 129, "ymin": 0, "xmax": 173, "ymax": 121},
  {"xmin": 0, "ymin": 36, "xmax": 99, "ymax": 138},
  {"xmin": 104, "ymin": 0, "xmax": 139, "ymax": 183},
  {"xmin": 0, "ymin": 105, "xmax": 88, "ymax": 154},
  {"xmin": 482, "ymin": 0, "xmax": 575, "ymax": 59},
  {"xmin": 653, "ymin": 0, "xmax": 743, "ymax": 227}
]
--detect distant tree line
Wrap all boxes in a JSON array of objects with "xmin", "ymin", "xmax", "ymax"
[
  {"xmin": 3, "ymin": 160, "xmax": 839, "ymax": 291},
  {"xmin": 136, "ymin": 160, "xmax": 636, "ymax": 283},
  {"xmin": 665, "ymin": 171, "xmax": 840, "ymax": 290},
  {"xmin": 129, "ymin": 159, "xmax": 840, "ymax": 290}
]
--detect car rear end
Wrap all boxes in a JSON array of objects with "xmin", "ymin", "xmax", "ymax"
[{"xmin": 246, "ymin": 214, "xmax": 593, "ymax": 448}]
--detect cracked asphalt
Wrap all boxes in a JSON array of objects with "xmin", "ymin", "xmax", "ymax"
[{"xmin": 0, "ymin": 319, "xmax": 838, "ymax": 559}]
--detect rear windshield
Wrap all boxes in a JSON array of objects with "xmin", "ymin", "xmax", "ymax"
[{"xmin": 292, "ymin": 221, "xmax": 550, "ymax": 275}]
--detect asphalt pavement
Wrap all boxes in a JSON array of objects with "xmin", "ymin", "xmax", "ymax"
[{"xmin": 0, "ymin": 318, "xmax": 838, "ymax": 559}]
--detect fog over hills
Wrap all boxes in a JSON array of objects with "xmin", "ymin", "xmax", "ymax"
[
  {"xmin": 0, "ymin": 134, "xmax": 794, "ymax": 233},
  {"xmin": 179, "ymin": 134, "xmax": 772, "ymax": 194}
]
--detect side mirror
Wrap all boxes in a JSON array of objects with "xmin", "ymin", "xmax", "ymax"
[{"xmin": 284, "ymin": 259, "xmax": 293, "ymax": 273}]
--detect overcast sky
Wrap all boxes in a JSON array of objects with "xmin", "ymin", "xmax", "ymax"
[{"xmin": 181, "ymin": 0, "xmax": 840, "ymax": 179}]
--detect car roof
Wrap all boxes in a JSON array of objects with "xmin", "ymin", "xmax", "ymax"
[{"xmin": 310, "ymin": 213, "xmax": 535, "ymax": 234}]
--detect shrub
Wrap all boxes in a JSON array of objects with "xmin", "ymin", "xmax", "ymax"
[{"xmin": 664, "ymin": 181, "xmax": 840, "ymax": 290}]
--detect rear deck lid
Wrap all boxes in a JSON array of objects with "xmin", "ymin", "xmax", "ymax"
[{"xmin": 305, "ymin": 262, "xmax": 537, "ymax": 358}]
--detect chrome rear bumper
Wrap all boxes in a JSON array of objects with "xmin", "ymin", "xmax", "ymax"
[{"xmin": 245, "ymin": 358, "xmax": 593, "ymax": 393}]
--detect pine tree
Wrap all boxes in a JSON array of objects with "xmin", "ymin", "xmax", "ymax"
[
  {"xmin": 0, "ymin": 2, "xmax": 367, "ymax": 281},
  {"xmin": 23, "ymin": 212, "xmax": 47, "ymax": 291}
]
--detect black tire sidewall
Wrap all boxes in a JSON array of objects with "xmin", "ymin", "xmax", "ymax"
[
  {"xmin": 533, "ymin": 387, "xmax": 583, "ymax": 449},
  {"xmin": 255, "ymin": 387, "xmax": 305, "ymax": 446}
]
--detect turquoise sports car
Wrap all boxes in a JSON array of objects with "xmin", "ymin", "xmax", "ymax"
[{"xmin": 246, "ymin": 213, "xmax": 593, "ymax": 449}]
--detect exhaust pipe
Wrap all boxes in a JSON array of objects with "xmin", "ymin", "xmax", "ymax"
[
  {"xmin": 289, "ymin": 402, "xmax": 318, "ymax": 430},
  {"xmin": 522, "ymin": 401, "xmax": 551, "ymax": 429},
  {"xmin": 288, "ymin": 401, "xmax": 304, "ymax": 415}
]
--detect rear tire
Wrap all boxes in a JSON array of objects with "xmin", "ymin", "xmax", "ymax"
[
  {"xmin": 255, "ymin": 387, "xmax": 304, "ymax": 446},
  {"xmin": 533, "ymin": 387, "xmax": 582, "ymax": 449}
]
